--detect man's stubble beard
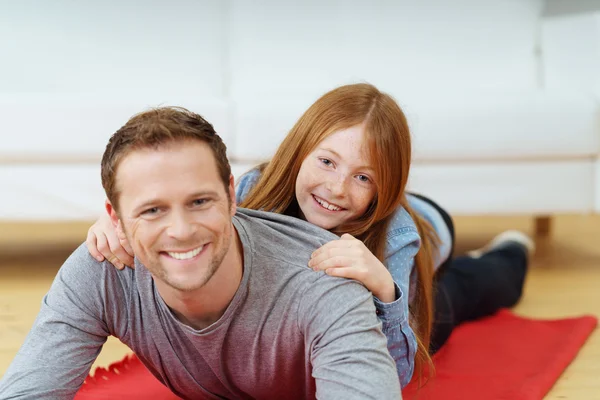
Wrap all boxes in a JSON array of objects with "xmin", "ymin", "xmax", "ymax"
[
  {"xmin": 161, "ymin": 228, "xmax": 232, "ymax": 293},
  {"xmin": 125, "ymin": 224, "xmax": 233, "ymax": 293}
]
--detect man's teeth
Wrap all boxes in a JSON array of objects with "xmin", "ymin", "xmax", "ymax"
[
  {"xmin": 314, "ymin": 196, "xmax": 342, "ymax": 211},
  {"xmin": 167, "ymin": 246, "xmax": 204, "ymax": 260}
]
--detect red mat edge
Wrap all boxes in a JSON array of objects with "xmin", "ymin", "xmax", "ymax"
[
  {"xmin": 403, "ymin": 310, "xmax": 599, "ymax": 400},
  {"xmin": 512, "ymin": 313, "xmax": 598, "ymax": 399}
]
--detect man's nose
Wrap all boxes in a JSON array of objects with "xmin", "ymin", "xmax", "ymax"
[{"xmin": 166, "ymin": 210, "xmax": 195, "ymax": 240}]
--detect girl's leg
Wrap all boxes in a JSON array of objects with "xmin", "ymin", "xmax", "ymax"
[
  {"xmin": 429, "ymin": 232, "xmax": 534, "ymax": 354},
  {"xmin": 408, "ymin": 193, "xmax": 456, "ymax": 276}
]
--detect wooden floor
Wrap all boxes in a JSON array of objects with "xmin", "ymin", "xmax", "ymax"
[{"xmin": 0, "ymin": 214, "xmax": 599, "ymax": 399}]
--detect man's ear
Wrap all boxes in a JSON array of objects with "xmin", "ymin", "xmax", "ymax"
[
  {"xmin": 228, "ymin": 174, "xmax": 237, "ymax": 216},
  {"xmin": 105, "ymin": 199, "xmax": 120, "ymax": 228}
]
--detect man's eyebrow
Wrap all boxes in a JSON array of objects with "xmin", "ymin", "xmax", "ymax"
[
  {"xmin": 319, "ymin": 147, "xmax": 375, "ymax": 173},
  {"xmin": 186, "ymin": 190, "xmax": 220, "ymax": 199}
]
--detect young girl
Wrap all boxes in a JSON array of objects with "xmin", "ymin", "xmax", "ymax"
[{"xmin": 86, "ymin": 83, "xmax": 533, "ymax": 387}]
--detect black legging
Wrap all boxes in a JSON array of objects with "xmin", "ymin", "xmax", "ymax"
[{"xmin": 409, "ymin": 193, "xmax": 528, "ymax": 354}]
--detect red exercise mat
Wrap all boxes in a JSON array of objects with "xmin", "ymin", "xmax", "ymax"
[
  {"xmin": 402, "ymin": 309, "xmax": 597, "ymax": 400},
  {"xmin": 75, "ymin": 354, "xmax": 179, "ymax": 400},
  {"xmin": 75, "ymin": 310, "xmax": 597, "ymax": 400}
]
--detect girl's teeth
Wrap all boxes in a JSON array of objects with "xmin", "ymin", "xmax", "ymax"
[
  {"xmin": 315, "ymin": 196, "xmax": 342, "ymax": 211},
  {"xmin": 167, "ymin": 246, "xmax": 204, "ymax": 260}
]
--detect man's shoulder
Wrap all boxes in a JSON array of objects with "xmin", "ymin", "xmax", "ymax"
[
  {"xmin": 57, "ymin": 243, "xmax": 134, "ymax": 296},
  {"xmin": 295, "ymin": 269, "xmax": 377, "ymax": 339},
  {"xmin": 233, "ymin": 208, "xmax": 350, "ymax": 288},
  {"xmin": 234, "ymin": 208, "xmax": 339, "ymax": 262}
]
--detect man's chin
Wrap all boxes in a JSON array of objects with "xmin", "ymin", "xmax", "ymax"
[
  {"xmin": 163, "ymin": 277, "xmax": 210, "ymax": 293},
  {"xmin": 161, "ymin": 266, "xmax": 219, "ymax": 293}
]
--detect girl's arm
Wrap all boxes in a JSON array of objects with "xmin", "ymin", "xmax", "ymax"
[
  {"xmin": 235, "ymin": 168, "xmax": 262, "ymax": 204},
  {"xmin": 309, "ymin": 228, "xmax": 420, "ymax": 388},
  {"xmin": 377, "ymin": 230, "xmax": 420, "ymax": 387}
]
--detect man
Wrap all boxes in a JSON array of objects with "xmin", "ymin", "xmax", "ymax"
[{"xmin": 0, "ymin": 107, "xmax": 401, "ymax": 399}]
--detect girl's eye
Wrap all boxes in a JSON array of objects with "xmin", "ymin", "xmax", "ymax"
[
  {"xmin": 356, "ymin": 175, "xmax": 370, "ymax": 183},
  {"xmin": 319, "ymin": 158, "xmax": 333, "ymax": 167}
]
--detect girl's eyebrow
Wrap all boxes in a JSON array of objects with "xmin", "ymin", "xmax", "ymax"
[
  {"xmin": 319, "ymin": 147, "xmax": 375, "ymax": 174},
  {"xmin": 319, "ymin": 147, "xmax": 342, "ymax": 159}
]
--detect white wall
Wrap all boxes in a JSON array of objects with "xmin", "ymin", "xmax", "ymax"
[
  {"xmin": 0, "ymin": 0, "xmax": 227, "ymax": 97},
  {"xmin": 541, "ymin": 11, "xmax": 600, "ymax": 97},
  {"xmin": 4, "ymin": 0, "xmax": 599, "ymax": 220},
  {"xmin": 230, "ymin": 0, "xmax": 542, "ymax": 98},
  {"xmin": 0, "ymin": 0, "xmax": 233, "ymax": 159}
]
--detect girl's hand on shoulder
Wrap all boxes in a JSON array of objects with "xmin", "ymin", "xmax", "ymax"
[
  {"xmin": 308, "ymin": 233, "xmax": 396, "ymax": 303},
  {"xmin": 85, "ymin": 214, "xmax": 135, "ymax": 270}
]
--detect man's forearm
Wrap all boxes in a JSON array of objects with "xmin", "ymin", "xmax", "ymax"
[{"xmin": 0, "ymin": 290, "xmax": 107, "ymax": 398}]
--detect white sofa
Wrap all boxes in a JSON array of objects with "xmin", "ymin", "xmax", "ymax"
[{"xmin": 0, "ymin": 0, "xmax": 598, "ymax": 227}]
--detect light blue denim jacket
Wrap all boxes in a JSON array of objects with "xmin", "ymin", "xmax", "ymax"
[{"xmin": 235, "ymin": 169, "xmax": 452, "ymax": 387}]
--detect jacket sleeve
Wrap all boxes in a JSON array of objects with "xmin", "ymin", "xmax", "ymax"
[
  {"xmin": 373, "ymin": 224, "xmax": 421, "ymax": 388},
  {"xmin": 235, "ymin": 168, "xmax": 262, "ymax": 204}
]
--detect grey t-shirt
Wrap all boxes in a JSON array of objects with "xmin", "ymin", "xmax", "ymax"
[{"xmin": 0, "ymin": 208, "xmax": 401, "ymax": 400}]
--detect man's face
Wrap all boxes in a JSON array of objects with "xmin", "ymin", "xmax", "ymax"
[{"xmin": 110, "ymin": 140, "xmax": 236, "ymax": 294}]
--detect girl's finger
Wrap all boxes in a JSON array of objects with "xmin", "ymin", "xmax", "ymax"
[
  {"xmin": 311, "ymin": 255, "xmax": 354, "ymax": 271},
  {"xmin": 309, "ymin": 247, "xmax": 361, "ymax": 269},
  {"xmin": 85, "ymin": 231, "xmax": 105, "ymax": 262},
  {"xmin": 324, "ymin": 265, "xmax": 367, "ymax": 282},
  {"xmin": 116, "ymin": 225, "xmax": 135, "ymax": 258},
  {"xmin": 311, "ymin": 237, "xmax": 356, "ymax": 259},
  {"xmin": 95, "ymin": 233, "xmax": 125, "ymax": 270},
  {"xmin": 119, "ymin": 238, "xmax": 135, "ymax": 268},
  {"xmin": 105, "ymin": 232, "xmax": 131, "ymax": 269}
]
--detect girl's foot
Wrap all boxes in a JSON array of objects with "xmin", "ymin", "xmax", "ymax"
[{"xmin": 467, "ymin": 230, "xmax": 535, "ymax": 260}]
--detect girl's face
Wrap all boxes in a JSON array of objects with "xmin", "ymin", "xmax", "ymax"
[{"xmin": 295, "ymin": 125, "xmax": 377, "ymax": 231}]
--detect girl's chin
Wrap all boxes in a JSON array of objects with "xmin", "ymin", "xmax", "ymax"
[{"xmin": 305, "ymin": 214, "xmax": 343, "ymax": 231}]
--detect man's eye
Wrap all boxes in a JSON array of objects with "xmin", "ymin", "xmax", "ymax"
[
  {"xmin": 193, "ymin": 199, "xmax": 207, "ymax": 206},
  {"xmin": 143, "ymin": 207, "xmax": 159, "ymax": 215}
]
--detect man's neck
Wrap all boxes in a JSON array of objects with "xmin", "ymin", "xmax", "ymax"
[{"xmin": 158, "ymin": 226, "xmax": 244, "ymax": 330}]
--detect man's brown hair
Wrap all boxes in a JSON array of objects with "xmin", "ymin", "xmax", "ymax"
[{"xmin": 101, "ymin": 106, "xmax": 231, "ymax": 211}]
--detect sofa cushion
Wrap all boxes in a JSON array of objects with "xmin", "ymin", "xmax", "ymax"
[
  {"xmin": 230, "ymin": 90, "xmax": 599, "ymax": 162},
  {"xmin": 408, "ymin": 159, "xmax": 595, "ymax": 215},
  {"xmin": 0, "ymin": 96, "xmax": 233, "ymax": 160}
]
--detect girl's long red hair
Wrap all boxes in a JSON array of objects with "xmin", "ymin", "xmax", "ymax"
[{"xmin": 240, "ymin": 83, "xmax": 438, "ymax": 376}]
